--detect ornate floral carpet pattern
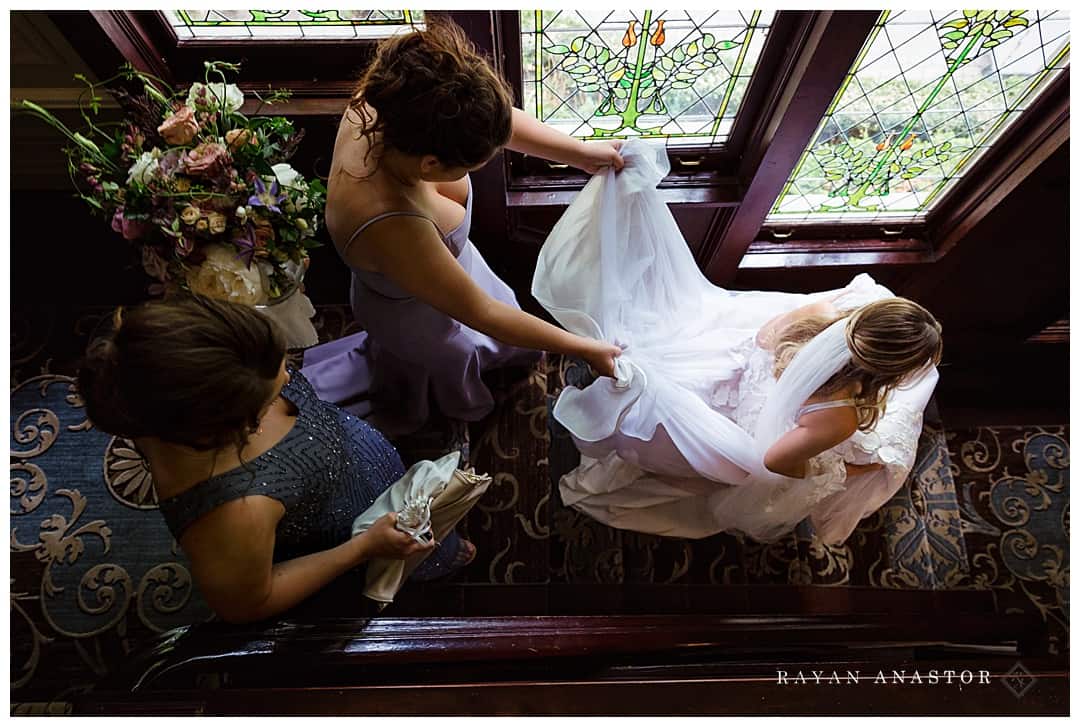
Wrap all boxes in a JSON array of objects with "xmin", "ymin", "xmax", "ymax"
[
  {"xmin": 947, "ymin": 425, "xmax": 1070, "ymax": 656},
  {"xmin": 9, "ymin": 303, "xmax": 1070, "ymax": 703}
]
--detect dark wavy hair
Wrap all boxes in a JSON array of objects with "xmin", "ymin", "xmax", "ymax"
[
  {"xmin": 78, "ymin": 295, "xmax": 287, "ymax": 452},
  {"xmin": 347, "ymin": 18, "xmax": 514, "ymax": 169}
]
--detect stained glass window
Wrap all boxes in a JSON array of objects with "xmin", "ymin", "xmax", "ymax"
[
  {"xmin": 767, "ymin": 10, "xmax": 1070, "ymax": 224},
  {"xmin": 522, "ymin": 10, "xmax": 774, "ymax": 147},
  {"xmin": 165, "ymin": 10, "xmax": 422, "ymax": 40}
]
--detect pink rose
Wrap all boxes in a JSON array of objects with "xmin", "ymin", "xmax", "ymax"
[
  {"xmin": 183, "ymin": 141, "xmax": 229, "ymax": 178},
  {"xmin": 157, "ymin": 105, "xmax": 199, "ymax": 146},
  {"xmin": 110, "ymin": 208, "xmax": 150, "ymax": 241}
]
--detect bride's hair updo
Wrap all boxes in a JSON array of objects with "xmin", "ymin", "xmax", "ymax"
[
  {"xmin": 773, "ymin": 297, "xmax": 942, "ymax": 430},
  {"xmin": 78, "ymin": 295, "xmax": 287, "ymax": 452},
  {"xmin": 347, "ymin": 18, "xmax": 515, "ymax": 170}
]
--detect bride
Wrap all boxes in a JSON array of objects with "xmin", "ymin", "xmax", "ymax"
[{"xmin": 532, "ymin": 139, "xmax": 943, "ymax": 545}]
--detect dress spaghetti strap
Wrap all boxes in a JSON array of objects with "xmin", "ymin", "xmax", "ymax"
[
  {"xmin": 796, "ymin": 398, "xmax": 857, "ymax": 418},
  {"xmin": 342, "ymin": 210, "xmax": 444, "ymax": 256}
]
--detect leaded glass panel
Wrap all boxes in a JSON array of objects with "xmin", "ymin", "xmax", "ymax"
[
  {"xmin": 165, "ymin": 10, "xmax": 422, "ymax": 40},
  {"xmin": 522, "ymin": 10, "xmax": 774, "ymax": 147},
  {"xmin": 767, "ymin": 10, "xmax": 1069, "ymax": 224}
]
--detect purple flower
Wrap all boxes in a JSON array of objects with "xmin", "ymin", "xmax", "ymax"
[
  {"xmin": 247, "ymin": 177, "xmax": 285, "ymax": 214},
  {"xmin": 111, "ymin": 207, "xmax": 150, "ymax": 241},
  {"xmin": 174, "ymin": 235, "xmax": 194, "ymax": 258},
  {"xmin": 232, "ymin": 223, "xmax": 258, "ymax": 269},
  {"xmin": 158, "ymin": 149, "xmax": 183, "ymax": 177}
]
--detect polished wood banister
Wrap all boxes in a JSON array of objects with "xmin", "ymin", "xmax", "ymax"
[
  {"xmin": 74, "ymin": 607, "xmax": 1059, "ymax": 716},
  {"xmin": 94, "ymin": 608, "xmax": 1046, "ymax": 695},
  {"xmin": 76, "ymin": 660, "xmax": 1072, "ymax": 717}
]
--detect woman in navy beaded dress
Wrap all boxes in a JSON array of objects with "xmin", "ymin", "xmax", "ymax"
[{"xmin": 78, "ymin": 295, "xmax": 473, "ymax": 624}]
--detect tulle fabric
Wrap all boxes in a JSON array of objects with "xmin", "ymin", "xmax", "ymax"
[{"xmin": 533, "ymin": 139, "xmax": 938, "ymax": 544}]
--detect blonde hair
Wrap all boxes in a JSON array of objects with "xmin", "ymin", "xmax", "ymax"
[{"xmin": 773, "ymin": 298, "xmax": 943, "ymax": 431}]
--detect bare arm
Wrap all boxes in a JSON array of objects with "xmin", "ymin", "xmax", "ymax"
[
  {"xmin": 353, "ymin": 216, "xmax": 620, "ymax": 377},
  {"xmin": 505, "ymin": 108, "xmax": 624, "ymax": 174},
  {"xmin": 762, "ymin": 407, "xmax": 858, "ymax": 479},
  {"xmin": 182, "ymin": 501, "xmax": 431, "ymax": 624}
]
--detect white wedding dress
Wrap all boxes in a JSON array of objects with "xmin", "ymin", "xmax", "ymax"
[{"xmin": 532, "ymin": 139, "xmax": 938, "ymax": 545}]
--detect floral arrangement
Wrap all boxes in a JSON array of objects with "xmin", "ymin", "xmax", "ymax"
[{"xmin": 20, "ymin": 61, "xmax": 325, "ymax": 305}]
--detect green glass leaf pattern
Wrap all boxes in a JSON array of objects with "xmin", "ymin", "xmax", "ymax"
[
  {"xmin": 936, "ymin": 9, "xmax": 1031, "ymax": 63},
  {"xmin": 523, "ymin": 10, "xmax": 774, "ymax": 146},
  {"xmin": 768, "ymin": 9, "xmax": 1069, "ymax": 222}
]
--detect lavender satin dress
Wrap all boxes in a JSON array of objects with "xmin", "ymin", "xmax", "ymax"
[{"xmin": 302, "ymin": 176, "xmax": 539, "ymax": 434}]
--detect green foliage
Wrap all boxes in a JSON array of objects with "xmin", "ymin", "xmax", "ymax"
[
  {"xmin": 542, "ymin": 19, "xmax": 746, "ymax": 137},
  {"xmin": 938, "ymin": 10, "xmax": 1029, "ymax": 63}
]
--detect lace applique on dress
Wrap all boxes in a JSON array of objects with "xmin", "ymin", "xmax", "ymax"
[
  {"xmin": 732, "ymin": 343, "xmax": 777, "ymax": 433},
  {"xmin": 708, "ymin": 334, "xmax": 757, "ymax": 411},
  {"xmin": 806, "ymin": 450, "xmax": 849, "ymax": 503},
  {"xmin": 834, "ymin": 399, "xmax": 925, "ymax": 470}
]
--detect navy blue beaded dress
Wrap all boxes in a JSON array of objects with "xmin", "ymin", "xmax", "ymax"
[{"xmin": 158, "ymin": 369, "xmax": 463, "ymax": 586}]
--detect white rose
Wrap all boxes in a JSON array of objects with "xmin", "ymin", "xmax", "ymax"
[
  {"xmin": 271, "ymin": 163, "xmax": 304, "ymax": 189},
  {"xmin": 127, "ymin": 150, "xmax": 161, "ymax": 185},
  {"xmin": 185, "ymin": 243, "xmax": 266, "ymax": 305},
  {"xmin": 187, "ymin": 82, "xmax": 245, "ymax": 113}
]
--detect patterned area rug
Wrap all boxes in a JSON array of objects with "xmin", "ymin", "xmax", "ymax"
[
  {"xmin": 9, "ymin": 303, "xmax": 1070, "ymax": 703},
  {"xmin": 11, "ymin": 375, "xmax": 213, "ymax": 701},
  {"xmin": 947, "ymin": 425, "xmax": 1070, "ymax": 656}
]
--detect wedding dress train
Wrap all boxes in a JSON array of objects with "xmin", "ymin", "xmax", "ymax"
[{"xmin": 532, "ymin": 139, "xmax": 938, "ymax": 544}]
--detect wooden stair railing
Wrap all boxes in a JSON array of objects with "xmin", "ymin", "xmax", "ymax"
[
  {"xmin": 72, "ymin": 583, "xmax": 1057, "ymax": 716},
  {"xmin": 76, "ymin": 617, "xmax": 1061, "ymax": 714}
]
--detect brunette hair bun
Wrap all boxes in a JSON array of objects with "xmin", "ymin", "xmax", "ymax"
[
  {"xmin": 349, "ymin": 18, "xmax": 514, "ymax": 169},
  {"xmin": 77, "ymin": 296, "xmax": 287, "ymax": 451}
]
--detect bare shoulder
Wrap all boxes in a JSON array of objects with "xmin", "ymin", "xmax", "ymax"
[
  {"xmin": 349, "ymin": 209, "xmax": 442, "ymax": 254},
  {"xmin": 178, "ymin": 496, "xmax": 284, "ymax": 615},
  {"xmin": 327, "ymin": 178, "xmax": 409, "ymax": 251},
  {"xmin": 326, "ymin": 122, "xmax": 402, "ymax": 246},
  {"xmin": 796, "ymin": 404, "xmax": 859, "ymax": 447},
  {"xmin": 787, "ymin": 298, "xmax": 840, "ymax": 327},
  {"xmin": 756, "ymin": 298, "xmax": 840, "ymax": 350},
  {"xmin": 179, "ymin": 495, "xmax": 284, "ymax": 564},
  {"xmin": 808, "ymin": 297, "xmax": 840, "ymax": 318}
]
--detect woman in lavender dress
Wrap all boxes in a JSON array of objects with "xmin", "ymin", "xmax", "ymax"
[{"xmin": 301, "ymin": 20, "xmax": 623, "ymax": 436}]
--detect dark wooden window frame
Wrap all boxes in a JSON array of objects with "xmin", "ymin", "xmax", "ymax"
[
  {"xmin": 49, "ymin": 9, "xmax": 1069, "ymax": 283},
  {"xmin": 50, "ymin": 10, "xmax": 475, "ymax": 105}
]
